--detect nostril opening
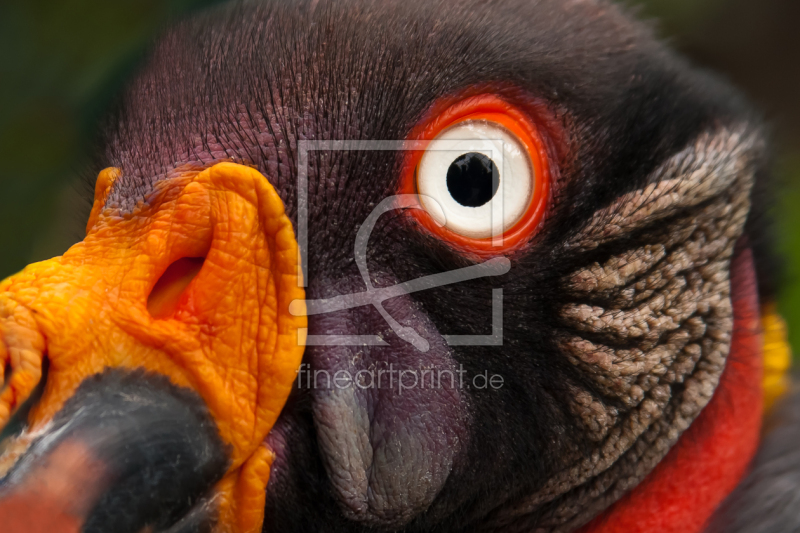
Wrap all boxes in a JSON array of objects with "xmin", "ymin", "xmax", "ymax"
[{"xmin": 147, "ymin": 257, "xmax": 206, "ymax": 319}]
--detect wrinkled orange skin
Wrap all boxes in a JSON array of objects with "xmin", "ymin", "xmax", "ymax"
[{"xmin": 0, "ymin": 162, "xmax": 307, "ymax": 532}]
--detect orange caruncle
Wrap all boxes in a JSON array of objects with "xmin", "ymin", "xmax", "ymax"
[{"xmin": 0, "ymin": 162, "xmax": 306, "ymax": 533}]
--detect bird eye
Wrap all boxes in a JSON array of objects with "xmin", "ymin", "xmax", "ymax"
[
  {"xmin": 403, "ymin": 94, "xmax": 550, "ymax": 254},
  {"xmin": 417, "ymin": 120, "xmax": 531, "ymax": 239}
]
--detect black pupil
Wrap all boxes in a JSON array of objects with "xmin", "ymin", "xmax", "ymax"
[{"xmin": 446, "ymin": 152, "xmax": 499, "ymax": 207}]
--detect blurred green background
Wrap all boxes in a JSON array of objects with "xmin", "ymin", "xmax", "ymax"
[{"xmin": 1, "ymin": 0, "xmax": 799, "ymax": 357}]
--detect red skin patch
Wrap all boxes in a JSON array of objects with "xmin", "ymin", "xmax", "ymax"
[{"xmin": 578, "ymin": 247, "xmax": 763, "ymax": 533}]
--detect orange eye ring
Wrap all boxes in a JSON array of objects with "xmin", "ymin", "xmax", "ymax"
[{"xmin": 400, "ymin": 94, "xmax": 551, "ymax": 257}]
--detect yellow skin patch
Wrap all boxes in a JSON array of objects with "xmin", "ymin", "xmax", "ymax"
[
  {"xmin": 0, "ymin": 162, "xmax": 306, "ymax": 533},
  {"xmin": 761, "ymin": 304, "xmax": 792, "ymax": 412}
]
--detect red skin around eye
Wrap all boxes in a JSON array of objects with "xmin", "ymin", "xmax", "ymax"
[{"xmin": 400, "ymin": 93, "xmax": 552, "ymax": 257}]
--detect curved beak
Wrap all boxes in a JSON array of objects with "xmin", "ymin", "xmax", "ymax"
[
  {"xmin": 0, "ymin": 163, "xmax": 306, "ymax": 532},
  {"xmin": 0, "ymin": 370, "xmax": 228, "ymax": 533}
]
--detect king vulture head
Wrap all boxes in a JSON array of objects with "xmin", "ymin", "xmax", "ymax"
[{"xmin": 0, "ymin": 1, "xmax": 786, "ymax": 532}]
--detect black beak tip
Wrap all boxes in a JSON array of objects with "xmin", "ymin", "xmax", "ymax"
[{"xmin": 0, "ymin": 368, "xmax": 229, "ymax": 533}]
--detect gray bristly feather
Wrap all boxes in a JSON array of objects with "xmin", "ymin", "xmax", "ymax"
[{"xmin": 705, "ymin": 383, "xmax": 800, "ymax": 533}]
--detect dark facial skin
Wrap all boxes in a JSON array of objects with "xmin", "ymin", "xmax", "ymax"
[{"xmin": 6, "ymin": 0, "xmax": 772, "ymax": 531}]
